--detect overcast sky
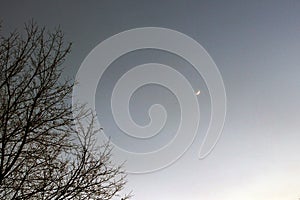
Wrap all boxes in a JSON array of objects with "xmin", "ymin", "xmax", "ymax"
[{"xmin": 1, "ymin": 1, "xmax": 300, "ymax": 200}]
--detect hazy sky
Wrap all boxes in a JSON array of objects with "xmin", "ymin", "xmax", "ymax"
[{"xmin": 1, "ymin": 1, "xmax": 300, "ymax": 200}]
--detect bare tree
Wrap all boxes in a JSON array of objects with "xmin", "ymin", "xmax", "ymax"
[{"xmin": 0, "ymin": 22, "xmax": 130, "ymax": 200}]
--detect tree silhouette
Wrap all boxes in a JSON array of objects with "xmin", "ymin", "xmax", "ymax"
[{"xmin": 0, "ymin": 22, "xmax": 130, "ymax": 200}]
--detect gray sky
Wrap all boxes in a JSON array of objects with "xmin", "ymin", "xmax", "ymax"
[{"xmin": 1, "ymin": 0, "xmax": 300, "ymax": 199}]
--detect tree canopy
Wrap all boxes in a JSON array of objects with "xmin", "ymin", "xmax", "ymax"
[{"xmin": 0, "ymin": 22, "xmax": 130, "ymax": 200}]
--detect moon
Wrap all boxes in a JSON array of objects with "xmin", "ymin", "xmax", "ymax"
[{"xmin": 195, "ymin": 90, "xmax": 201, "ymax": 96}]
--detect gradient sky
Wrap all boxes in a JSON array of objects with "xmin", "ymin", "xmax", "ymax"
[{"xmin": 1, "ymin": 1, "xmax": 300, "ymax": 200}]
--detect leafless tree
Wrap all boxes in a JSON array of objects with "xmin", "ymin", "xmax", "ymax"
[{"xmin": 0, "ymin": 22, "xmax": 130, "ymax": 200}]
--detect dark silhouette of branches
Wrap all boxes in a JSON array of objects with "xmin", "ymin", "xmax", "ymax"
[{"xmin": 0, "ymin": 21, "xmax": 130, "ymax": 200}]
